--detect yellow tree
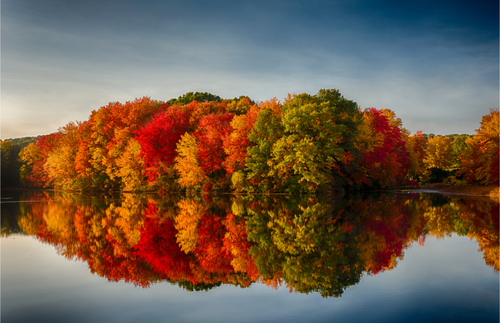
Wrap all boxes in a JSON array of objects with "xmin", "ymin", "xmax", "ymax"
[
  {"xmin": 115, "ymin": 138, "xmax": 146, "ymax": 192},
  {"xmin": 44, "ymin": 122, "xmax": 81, "ymax": 189},
  {"xmin": 405, "ymin": 130, "xmax": 427, "ymax": 180},
  {"xmin": 174, "ymin": 133, "xmax": 207, "ymax": 188},
  {"xmin": 174, "ymin": 199, "xmax": 206, "ymax": 253},
  {"xmin": 424, "ymin": 136, "xmax": 453, "ymax": 169}
]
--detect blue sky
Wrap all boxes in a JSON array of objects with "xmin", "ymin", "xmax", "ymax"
[{"xmin": 1, "ymin": 0, "xmax": 498, "ymax": 139}]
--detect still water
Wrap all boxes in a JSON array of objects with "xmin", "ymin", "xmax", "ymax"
[{"xmin": 1, "ymin": 190, "xmax": 498, "ymax": 323}]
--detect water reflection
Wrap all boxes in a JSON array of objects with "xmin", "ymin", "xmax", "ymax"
[{"xmin": 4, "ymin": 191, "xmax": 498, "ymax": 297}]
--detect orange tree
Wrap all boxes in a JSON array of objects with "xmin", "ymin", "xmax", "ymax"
[{"xmin": 459, "ymin": 109, "xmax": 499, "ymax": 185}]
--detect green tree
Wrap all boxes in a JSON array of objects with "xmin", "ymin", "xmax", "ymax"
[
  {"xmin": 451, "ymin": 135, "xmax": 471, "ymax": 168},
  {"xmin": 247, "ymin": 89, "xmax": 361, "ymax": 193},
  {"xmin": 246, "ymin": 98, "xmax": 284, "ymax": 192},
  {"xmin": 1, "ymin": 137, "xmax": 37, "ymax": 188},
  {"xmin": 167, "ymin": 92, "xmax": 222, "ymax": 105}
]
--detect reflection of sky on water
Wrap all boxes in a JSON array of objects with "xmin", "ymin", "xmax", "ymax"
[{"xmin": 2, "ymin": 233, "xmax": 498, "ymax": 323}]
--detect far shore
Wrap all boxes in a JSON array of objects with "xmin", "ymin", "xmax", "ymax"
[{"xmin": 413, "ymin": 184, "xmax": 499, "ymax": 202}]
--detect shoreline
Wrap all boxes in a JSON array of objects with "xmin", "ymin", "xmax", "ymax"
[{"xmin": 412, "ymin": 184, "xmax": 499, "ymax": 201}]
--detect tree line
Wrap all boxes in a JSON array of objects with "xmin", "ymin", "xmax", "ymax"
[{"xmin": 1, "ymin": 89, "xmax": 498, "ymax": 193}]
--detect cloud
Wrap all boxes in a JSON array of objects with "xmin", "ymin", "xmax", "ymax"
[{"xmin": 1, "ymin": 0, "xmax": 498, "ymax": 138}]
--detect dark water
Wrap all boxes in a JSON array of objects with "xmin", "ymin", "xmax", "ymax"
[{"xmin": 1, "ymin": 190, "xmax": 498, "ymax": 323}]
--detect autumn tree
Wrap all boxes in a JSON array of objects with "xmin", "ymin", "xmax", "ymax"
[
  {"xmin": 224, "ymin": 96, "xmax": 255, "ymax": 116},
  {"xmin": 223, "ymin": 105, "xmax": 259, "ymax": 174},
  {"xmin": 424, "ymin": 135, "xmax": 453, "ymax": 170},
  {"xmin": 405, "ymin": 130, "xmax": 427, "ymax": 181},
  {"xmin": 19, "ymin": 134, "xmax": 59, "ymax": 188},
  {"xmin": 135, "ymin": 108, "xmax": 190, "ymax": 187},
  {"xmin": 195, "ymin": 112, "xmax": 235, "ymax": 175},
  {"xmin": 115, "ymin": 138, "xmax": 146, "ymax": 191},
  {"xmin": 44, "ymin": 122, "xmax": 82, "ymax": 189},
  {"xmin": 174, "ymin": 133, "xmax": 207, "ymax": 189},
  {"xmin": 84, "ymin": 97, "xmax": 166, "ymax": 190},
  {"xmin": 355, "ymin": 108, "xmax": 410, "ymax": 188},
  {"xmin": 451, "ymin": 135, "xmax": 471, "ymax": 168},
  {"xmin": 2, "ymin": 136, "xmax": 39, "ymax": 187},
  {"xmin": 458, "ymin": 109, "xmax": 499, "ymax": 185},
  {"xmin": 246, "ymin": 98, "xmax": 284, "ymax": 192},
  {"xmin": 166, "ymin": 92, "xmax": 222, "ymax": 105},
  {"xmin": 273, "ymin": 92, "xmax": 360, "ymax": 191},
  {"xmin": 247, "ymin": 90, "xmax": 361, "ymax": 193}
]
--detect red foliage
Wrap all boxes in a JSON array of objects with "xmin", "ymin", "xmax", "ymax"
[
  {"xmin": 26, "ymin": 133, "xmax": 60, "ymax": 187},
  {"xmin": 222, "ymin": 106, "xmax": 259, "ymax": 174},
  {"xmin": 136, "ymin": 109, "xmax": 190, "ymax": 181},
  {"xmin": 360, "ymin": 108, "xmax": 410, "ymax": 186},
  {"xmin": 134, "ymin": 216, "xmax": 191, "ymax": 278},
  {"xmin": 193, "ymin": 213, "xmax": 233, "ymax": 274},
  {"xmin": 194, "ymin": 112, "xmax": 235, "ymax": 174}
]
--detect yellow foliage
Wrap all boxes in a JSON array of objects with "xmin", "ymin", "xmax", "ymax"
[
  {"xmin": 174, "ymin": 133, "xmax": 207, "ymax": 187},
  {"xmin": 116, "ymin": 138, "xmax": 145, "ymax": 192},
  {"xmin": 175, "ymin": 199, "xmax": 206, "ymax": 253},
  {"xmin": 355, "ymin": 112, "xmax": 384, "ymax": 154},
  {"xmin": 424, "ymin": 136, "xmax": 453, "ymax": 169}
]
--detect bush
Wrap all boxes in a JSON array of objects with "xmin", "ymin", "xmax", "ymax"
[
  {"xmin": 443, "ymin": 176, "xmax": 467, "ymax": 186},
  {"xmin": 427, "ymin": 167, "xmax": 453, "ymax": 184}
]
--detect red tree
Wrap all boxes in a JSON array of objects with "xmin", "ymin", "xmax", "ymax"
[
  {"xmin": 136, "ymin": 108, "xmax": 191, "ymax": 182},
  {"xmin": 194, "ymin": 112, "xmax": 235, "ymax": 174}
]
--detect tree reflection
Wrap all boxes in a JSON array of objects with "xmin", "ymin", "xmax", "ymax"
[{"xmin": 13, "ymin": 191, "xmax": 499, "ymax": 296}]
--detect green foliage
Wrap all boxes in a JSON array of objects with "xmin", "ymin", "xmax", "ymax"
[
  {"xmin": 451, "ymin": 135, "xmax": 471, "ymax": 167},
  {"xmin": 167, "ymin": 92, "xmax": 222, "ymax": 105},
  {"xmin": 1, "ymin": 137, "xmax": 38, "ymax": 188},
  {"xmin": 246, "ymin": 100, "xmax": 284, "ymax": 192},
  {"xmin": 246, "ymin": 89, "xmax": 360, "ymax": 193},
  {"xmin": 231, "ymin": 171, "xmax": 246, "ymax": 192}
]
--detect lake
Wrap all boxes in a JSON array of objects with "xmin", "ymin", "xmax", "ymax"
[{"xmin": 1, "ymin": 190, "xmax": 498, "ymax": 323}]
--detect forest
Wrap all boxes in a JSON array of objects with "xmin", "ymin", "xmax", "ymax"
[{"xmin": 1, "ymin": 89, "xmax": 498, "ymax": 194}]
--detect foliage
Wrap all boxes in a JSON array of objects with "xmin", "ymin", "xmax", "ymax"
[
  {"xmin": 222, "ymin": 103, "xmax": 259, "ymax": 174},
  {"xmin": 271, "ymin": 91, "xmax": 359, "ymax": 191},
  {"xmin": 19, "ymin": 134, "xmax": 59, "ymax": 188},
  {"xmin": 13, "ymin": 91, "xmax": 497, "ymax": 192},
  {"xmin": 1, "ymin": 136, "xmax": 38, "ymax": 188},
  {"xmin": 246, "ymin": 98, "xmax": 284, "ymax": 192},
  {"xmin": 451, "ymin": 135, "xmax": 471, "ymax": 168},
  {"xmin": 247, "ymin": 90, "xmax": 361, "ymax": 193},
  {"xmin": 174, "ymin": 133, "xmax": 207, "ymax": 189},
  {"xmin": 424, "ymin": 136, "xmax": 453, "ymax": 170},
  {"xmin": 195, "ymin": 112, "xmax": 235, "ymax": 175},
  {"xmin": 405, "ymin": 130, "xmax": 427, "ymax": 181},
  {"xmin": 44, "ymin": 122, "xmax": 82, "ymax": 189},
  {"xmin": 166, "ymin": 92, "xmax": 222, "ymax": 105},
  {"xmin": 355, "ymin": 108, "xmax": 409, "ymax": 188},
  {"xmin": 13, "ymin": 191, "xmax": 499, "ymax": 294},
  {"xmin": 135, "ymin": 108, "xmax": 190, "ymax": 184},
  {"xmin": 458, "ymin": 109, "xmax": 499, "ymax": 186}
]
